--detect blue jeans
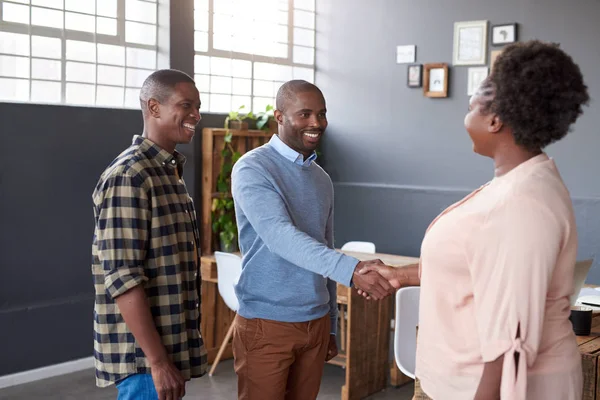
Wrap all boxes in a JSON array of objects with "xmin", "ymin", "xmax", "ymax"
[{"xmin": 116, "ymin": 374, "xmax": 158, "ymax": 400}]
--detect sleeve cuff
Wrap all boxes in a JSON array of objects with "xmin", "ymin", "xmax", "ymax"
[
  {"xmin": 104, "ymin": 266, "xmax": 148, "ymax": 299},
  {"xmin": 330, "ymin": 255, "xmax": 359, "ymax": 287}
]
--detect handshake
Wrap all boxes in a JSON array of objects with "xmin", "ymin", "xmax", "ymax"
[{"xmin": 351, "ymin": 259, "xmax": 418, "ymax": 300}]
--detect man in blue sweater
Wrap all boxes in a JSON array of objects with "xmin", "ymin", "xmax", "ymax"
[{"xmin": 231, "ymin": 80, "xmax": 395, "ymax": 400}]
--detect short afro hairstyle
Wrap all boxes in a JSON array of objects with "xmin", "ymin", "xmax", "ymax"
[
  {"xmin": 276, "ymin": 80, "xmax": 324, "ymax": 112},
  {"xmin": 139, "ymin": 69, "xmax": 195, "ymax": 114},
  {"xmin": 482, "ymin": 40, "xmax": 589, "ymax": 151}
]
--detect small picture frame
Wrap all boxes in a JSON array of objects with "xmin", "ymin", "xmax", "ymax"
[
  {"xmin": 467, "ymin": 67, "xmax": 489, "ymax": 96},
  {"xmin": 423, "ymin": 63, "xmax": 449, "ymax": 98},
  {"xmin": 453, "ymin": 20, "xmax": 488, "ymax": 66},
  {"xmin": 492, "ymin": 23, "xmax": 518, "ymax": 46},
  {"xmin": 396, "ymin": 45, "xmax": 416, "ymax": 64},
  {"xmin": 407, "ymin": 64, "xmax": 423, "ymax": 88}
]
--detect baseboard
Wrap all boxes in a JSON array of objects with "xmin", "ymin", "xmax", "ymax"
[{"xmin": 0, "ymin": 356, "xmax": 94, "ymax": 389}]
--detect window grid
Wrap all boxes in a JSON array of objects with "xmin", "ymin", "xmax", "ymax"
[
  {"xmin": 0, "ymin": 0, "xmax": 159, "ymax": 108},
  {"xmin": 194, "ymin": 0, "xmax": 316, "ymax": 113}
]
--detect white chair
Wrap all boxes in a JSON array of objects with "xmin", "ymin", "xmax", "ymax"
[
  {"xmin": 341, "ymin": 241, "xmax": 376, "ymax": 254},
  {"xmin": 571, "ymin": 259, "xmax": 594, "ymax": 306},
  {"xmin": 338, "ymin": 241, "xmax": 376, "ymax": 353},
  {"xmin": 394, "ymin": 286, "xmax": 420, "ymax": 379},
  {"xmin": 209, "ymin": 251, "xmax": 242, "ymax": 376}
]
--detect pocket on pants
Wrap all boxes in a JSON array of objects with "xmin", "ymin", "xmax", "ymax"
[{"xmin": 239, "ymin": 317, "xmax": 264, "ymax": 352}]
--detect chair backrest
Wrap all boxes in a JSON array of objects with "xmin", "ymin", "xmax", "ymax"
[
  {"xmin": 394, "ymin": 286, "xmax": 420, "ymax": 379},
  {"xmin": 571, "ymin": 259, "xmax": 594, "ymax": 306},
  {"xmin": 214, "ymin": 251, "xmax": 242, "ymax": 312},
  {"xmin": 341, "ymin": 241, "xmax": 376, "ymax": 254}
]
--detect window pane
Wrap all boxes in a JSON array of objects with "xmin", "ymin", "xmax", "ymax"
[
  {"xmin": 97, "ymin": 65, "xmax": 125, "ymax": 86},
  {"xmin": 211, "ymin": 57, "xmax": 232, "ymax": 76},
  {"xmin": 272, "ymin": 81, "xmax": 284, "ymax": 97},
  {"xmin": 32, "ymin": 58, "xmax": 61, "ymax": 80},
  {"xmin": 0, "ymin": 32, "xmax": 30, "ymax": 56},
  {"xmin": 253, "ymin": 96, "xmax": 274, "ymax": 113},
  {"xmin": 253, "ymin": 80, "xmax": 273, "ymax": 97},
  {"xmin": 277, "ymin": 24, "xmax": 288, "ymax": 43},
  {"xmin": 294, "ymin": 0, "xmax": 315, "ymax": 11},
  {"xmin": 66, "ymin": 82, "xmax": 95, "ymax": 105},
  {"xmin": 96, "ymin": 85, "xmax": 124, "ymax": 107},
  {"xmin": 0, "ymin": 78, "xmax": 29, "ymax": 101},
  {"xmin": 4, "ymin": 0, "xmax": 29, "ymax": 4},
  {"xmin": 210, "ymin": 76, "xmax": 231, "ymax": 94},
  {"xmin": 232, "ymin": 95, "xmax": 251, "ymax": 110},
  {"xmin": 124, "ymin": 87, "xmax": 140, "ymax": 108},
  {"xmin": 32, "ymin": 0, "xmax": 63, "ymax": 9},
  {"xmin": 66, "ymin": 61, "xmax": 96, "ymax": 83},
  {"xmin": 194, "ymin": 0, "xmax": 208, "ymax": 11},
  {"xmin": 66, "ymin": 40, "xmax": 96, "ymax": 62},
  {"xmin": 231, "ymin": 59, "xmax": 251, "ymax": 78},
  {"xmin": 98, "ymin": 44, "xmax": 125, "ymax": 66},
  {"xmin": 126, "ymin": 21, "xmax": 157, "ymax": 46},
  {"xmin": 277, "ymin": 10, "xmax": 287, "ymax": 24},
  {"xmin": 293, "ymin": 66, "xmax": 314, "ymax": 82},
  {"xmin": 293, "ymin": 46, "xmax": 314, "ymax": 65},
  {"xmin": 194, "ymin": 9, "xmax": 208, "ymax": 32},
  {"xmin": 194, "ymin": 55, "xmax": 210, "ymax": 74},
  {"xmin": 66, "ymin": 12, "xmax": 95, "ymax": 33},
  {"xmin": 3, "ymin": 3, "xmax": 31, "ymax": 24},
  {"xmin": 293, "ymin": 9, "xmax": 314, "ymax": 29},
  {"xmin": 213, "ymin": 33, "xmax": 233, "ymax": 51},
  {"xmin": 209, "ymin": 94, "xmax": 231, "ymax": 113},
  {"xmin": 272, "ymin": 64, "xmax": 292, "ymax": 81},
  {"xmin": 126, "ymin": 0, "xmax": 156, "ymax": 24},
  {"xmin": 194, "ymin": 74, "xmax": 209, "ymax": 93},
  {"xmin": 32, "ymin": 36, "xmax": 61, "ymax": 59},
  {"xmin": 0, "ymin": 55, "xmax": 30, "ymax": 78},
  {"xmin": 96, "ymin": 0, "xmax": 117, "ymax": 17},
  {"xmin": 126, "ymin": 67, "xmax": 152, "ymax": 87},
  {"xmin": 65, "ymin": 0, "xmax": 94, "ymax": 14},
  {"xmin": 194, "ymin": 31, "xmax": 208, "ymax": 52},
  {"xmin": 126, "ymin": 48, "xmax": 156, "ymax": 69},
  {"xmin": 294, "ymin": 27, "xmax": 314, "ymax": 47},
  {"xmin": 32, "ymin": 7, "xmax": 63, "ymax": 29},
  {"xmin": 97, "ymin": 17, "xmax": 117, "ymax": 35},
  {"xmin": 232, "ymin": 78, "xmax": 251, "ymax": 95},
  {"xmin": 31, "ymin": 80, "xmax": 61, "ymax": 103},
  {"xmin": 278, "ymin": 0, "xmax": 288, "ymax": 11}
]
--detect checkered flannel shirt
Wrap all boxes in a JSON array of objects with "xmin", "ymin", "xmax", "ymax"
[{"xmin": 92, "ymin": 135, "xmax": 207, "ymax": 387}]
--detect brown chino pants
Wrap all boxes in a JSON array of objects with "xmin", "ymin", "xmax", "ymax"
[{"xmin": 232, "ymin": 313, "xmax": 330, "ymax": 400}]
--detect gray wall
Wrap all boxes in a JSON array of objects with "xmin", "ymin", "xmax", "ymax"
[{"xmin": 316, "ymin": 0, "xmax": 600, "ymax": 279}]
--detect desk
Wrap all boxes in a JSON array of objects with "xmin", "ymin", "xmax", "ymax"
[
  {"xmin": 413, "ymin": 313, "xmax": 600, "ymax": 399},
  {"xmin": 200, "ymin": 250, "xmax": 419, "ymax": 400}
]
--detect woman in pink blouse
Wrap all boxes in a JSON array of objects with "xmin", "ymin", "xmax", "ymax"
[{"xmin": 359, "ymin": 40, "xmax": 590, "ymax": 399}]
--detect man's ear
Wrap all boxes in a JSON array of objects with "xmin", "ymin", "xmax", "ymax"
[
  {"xmin": 488, "ymin": 114, "xmax": 504, "ymax": 134},
  {"xmin": 147, "ymin": 98, "xmax": 160, "ymax": 118},
  {"xmin": 274, "ymin": 109, "xmax": 284, "ymax": 125}
]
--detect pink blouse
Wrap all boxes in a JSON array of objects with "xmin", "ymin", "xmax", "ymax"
[{"xmin": 415, "ymin": 154, "xmax": 582, "ymax": 400}]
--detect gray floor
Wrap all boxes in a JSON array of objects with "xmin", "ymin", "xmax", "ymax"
[{"xmin": 0, "ymin": 360, "xmax": 414, "ymax": 400}]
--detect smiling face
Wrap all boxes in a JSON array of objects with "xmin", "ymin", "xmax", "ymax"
[
  {"xmin": 274, "ymin": 89, "xmax": 327, "ymax": 158},
  {"xmin": 147, "ymin": 81, "xmax": 201, "ymax": 152}
]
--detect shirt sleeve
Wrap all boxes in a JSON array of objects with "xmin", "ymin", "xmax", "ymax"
[
  {"xmin": 231, "ymin": 162, "xmax": 358, "ymax": 286},
  {"xmin": 96, "ymin": 173, "xmax": 150, "ymax": 299},
  {"xmin": 468, "ymin": 195, "xmax": 562, "ymax": 400},
  {"xmin": 325, "ymin": 201, "xmax": 338, "ymax": 335}
]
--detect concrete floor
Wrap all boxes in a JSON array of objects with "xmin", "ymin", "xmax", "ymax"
[{"xmin": 0, "ymin": 360, "xmax": 414, "ymax": 400}]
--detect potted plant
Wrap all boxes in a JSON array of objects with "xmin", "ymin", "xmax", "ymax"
[{"xmin": 224, "ymin": 105, "xmax": 254, "ymax": 131}]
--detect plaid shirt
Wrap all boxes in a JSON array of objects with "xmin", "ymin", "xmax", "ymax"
[{"xmin": 92, "ymin": 135, "xmax": 207, "ymax": 387}]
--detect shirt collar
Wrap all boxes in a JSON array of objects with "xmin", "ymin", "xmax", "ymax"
[
  {"xmin": 133, "ymin": 135, "xmax": 187, "ymax": 168},
  {"xmin": 269, "ymin": 134, "xmax": 317, "ymax": 166}
]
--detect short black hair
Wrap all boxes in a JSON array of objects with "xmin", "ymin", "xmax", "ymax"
[
  {"xmin": 481, "ymin": 40, "xmax": 589, "ymax": 151},
  {"xmin": 139, "ymin": 69, "xmax": 195, "ymax": 114},
  {"xmin": 276, "ymin": 80, "xmax": 324, "ymax": 112}
]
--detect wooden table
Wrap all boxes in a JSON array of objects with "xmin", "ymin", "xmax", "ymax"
[
  {"xmin": 413, "ymin": 313, "xmax": 600, "ymax": 399},
  {"xmin": 200, "ymin": 250, "xmax": 419, "ymax": 400}
]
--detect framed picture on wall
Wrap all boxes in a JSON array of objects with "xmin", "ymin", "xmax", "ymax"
[
  {"xmin": 407, "ymin": 64, "xmax": 422, "ymax": 87},
  {"xmin": 453, "ymin": 20, "xmax": 488, "ymax": 66},
  {"xmin": 423, "ymin": 63, "xmax": 449, "ymax": 98},
  {"xmin": 467, "ymin": 67, "xmax": 489, "ymax": 96},
  {"xmin": 492, "ymin": 23, "xmax": 518, "ymax": 45}
]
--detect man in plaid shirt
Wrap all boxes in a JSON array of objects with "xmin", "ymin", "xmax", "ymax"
[{"xmin": 92, "ymin": 69, "xmax": 206, "ymax": 400}]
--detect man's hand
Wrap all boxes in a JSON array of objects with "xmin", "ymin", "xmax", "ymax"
[
  {"xmin": 150, "ymin": 358, "xmax": 186, "ymax": 400},
  {"xmin": 325, "ymin": 334, "xmax": 338, "ymax": 361},
  {"xmin": 356, "ymin": 263, "xmax": 420, "ymax": 299},
  {"xmin": 351, "ymin": 260, "xmax": 396, "ymax": 300}
]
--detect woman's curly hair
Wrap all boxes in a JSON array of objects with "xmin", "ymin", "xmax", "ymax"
[{"xmin": 481, "ymin": 40, "xmax": 590, "ymax": 151}]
